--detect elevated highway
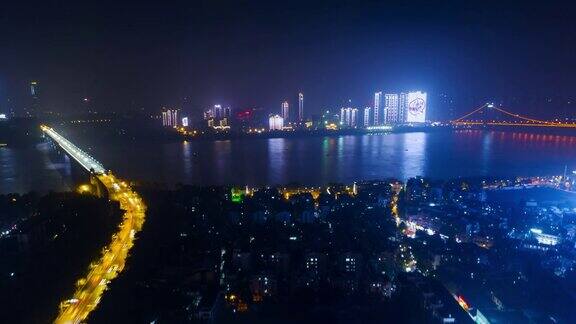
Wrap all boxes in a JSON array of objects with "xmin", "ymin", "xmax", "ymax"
[
  {"xmin": 41, "ymin": 125, "xmax": 106, "ymax": 174},
  {"xmin": 41, "ymin": 125, "xmax": 146, "ymax": 323}
]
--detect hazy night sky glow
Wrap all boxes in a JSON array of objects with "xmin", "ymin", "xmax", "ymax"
[{"xmin": 1, "ymin": 0, "xmax": 576, "ymax": 118}]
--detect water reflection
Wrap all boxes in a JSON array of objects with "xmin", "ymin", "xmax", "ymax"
[
  {"xmin": 0, "ymin": 143, "xmax": 70, "ymax": 194},
  {"xmin": 0, "ymin": 146, "xmax": 16, "ymax": 185},
  {"xmin": 268, "ymin": 138, "xmax": 286, "ymax": 184},
  {"xmin": 5, "ymin": 131, "xmax": 576, "ymax": 193},
  {"xmin": 399, "ymin": 132, "xmax": 427, "ymax": 179},
  {"xmin": 321, "ymin": 137, "xmax": 333, "ymax": 182},
  {"xmin": 182, "ymin": 141, "xmax": 192, "ymax": 178},
  {"xmin": 213, "ymin": 140, "xmax": 232, "ymax": 183},
  {"xmin": 481, "ymin": 132, "xmax": 493, "ymax": 175}
]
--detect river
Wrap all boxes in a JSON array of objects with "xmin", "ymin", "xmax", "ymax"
[{"xmin": 2, "ymin": 130, "xmax": 576, "ymax": 194}]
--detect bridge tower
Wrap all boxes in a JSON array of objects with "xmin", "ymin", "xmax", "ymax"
[{"xmin": 484, "ymin": 103, "xmax": 495, "ymax": 127}]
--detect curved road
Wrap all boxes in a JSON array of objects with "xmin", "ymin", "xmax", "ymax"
[{"xmin": 41, "ymin": 126, "xmax": 146, "ymax": 323}]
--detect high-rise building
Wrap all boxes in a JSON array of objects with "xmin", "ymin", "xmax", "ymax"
[
  {"xmin": 281, "ymin": 101, "xmax": 289, "ymax": 122},
  {"xmin": 203, "ymin": 109, "xmax": 214, "ymax": 120},
  {"xmin": 181, "ymin": 117, "xmax": 189, "ymax": 127},
  {"xmin": 27, "ymin": 81, "xmax": 39, "ymax": 117},
  {"xmin": 206, "ymin": 105, "xmax": 231, "ymax": 126},
  {"xmin": 162, "ymin": 108, "xmax": 179, "ymax": 127},
  {"xmin": 398, "ymin": 92, "xmax": 408, "ymax": 123},
  {"xmin": 363, "ymin": 107, "xmax": 371, "ymax": 127},
  {"xmin": 340, "ymin": 107, "xmax": 358, "ymax": 127},
  {"xmin": 30, "ymin": 81, "xmax": 38, "ymax": 97},
  {"xmin": 374, "ymin": 92, "xmax": 382, "ymax": 125},
  {"xmin": 405, "ymin": 91, "xmax": 427, "ymax": 123},
  {"xmin": 298, "ymin": 93, "xmax": 304, "ymax": 122},
  {"xmin": 384, "ymin": 93, "xmax": 399, "ymax": 124},
  {"xmin": 269, "ymin": 114, "xmax": 284, "ymax": 130},
  {"xmin": 213, "ymin": 104, "xmax": 223, "ymax": 119},
  {"xmin": 379, "ymin": 91, "xmax": 426, "ymax": 124},
  {"xmin": 172, "ymin": 110, "xmax": 178, "ymax": 127}
]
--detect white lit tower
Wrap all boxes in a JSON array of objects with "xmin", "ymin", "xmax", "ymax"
[
  {"xmin": 213, "ymin": 104, "xmax": 223, "ymax": 119},
  {"xmin": 398, "ymin": 92, "xmax": 407, "ymax": 123},
  {"xmin": 374, "ymin": 92, "xmax": 382, "ymax": 125},
  {"xmin": 269, "ymin": 114, "xmax": 284, "ymax": 130},
  {"xmin": 281, "ymin": 101, "xmax": 290, "ymax": 122},
  {"xmin": 384, "ymin": 93, "xmax": 399, "ymax": 124},
  {"xmin": 27, "ymin": 81, "xmax": 40, "ymax": 117},
  {"xmin": 351, "ymin": 108, "xmax": 358, "ymax": 127},
  {"xmin": 161, "ymin": 108, "xmax": 179, "ymax": 127},
  {"xmin": 363, "ymin": 107, "xmax": 371, "ymax": 127},
  {"xmin": 340, "ymin": 107, "xmax": 358, "ymax": 127},
  {"xmin": 298, "ymin": 92, "xmax": 304, "ymax": 122},
  {"xmin": 172, "ymin": 109, "xmax": 179, "ymax": 126}
]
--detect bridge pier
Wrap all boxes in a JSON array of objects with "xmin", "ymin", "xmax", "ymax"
[{"xmin": 90, "ymin": 173, "xmax": 109, "ymax": 199}]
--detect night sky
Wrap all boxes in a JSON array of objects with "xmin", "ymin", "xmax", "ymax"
[{"xmin": 2, "ymin": 0, "xmax": 576, "ymax": 118}]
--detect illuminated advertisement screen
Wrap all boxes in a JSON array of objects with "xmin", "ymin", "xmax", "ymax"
[{"xmin": 406, "ymin": 91, "xmax": 427, "ymax": 123}]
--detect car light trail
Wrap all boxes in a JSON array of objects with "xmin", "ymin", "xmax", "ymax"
[{"xmin": 41, "ymin": 126, "xmax": 146, "ymax": 324}]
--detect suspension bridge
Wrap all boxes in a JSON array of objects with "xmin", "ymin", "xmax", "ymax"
[{"xmin": 451, "ymin": 103, "xmax": 576, "ymax": 128}]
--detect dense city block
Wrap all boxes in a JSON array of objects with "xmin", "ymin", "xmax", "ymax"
[{"xmin": 82, "ymin": 176, "xmax": 576, "ymax": 323}]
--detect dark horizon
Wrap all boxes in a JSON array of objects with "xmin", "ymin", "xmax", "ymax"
[{"xmin": 2, "ymin": 0, "xmax": 576, "ymax": 119}]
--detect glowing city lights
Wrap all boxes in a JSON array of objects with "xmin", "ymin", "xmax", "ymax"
[{"xmin": 41, "ymin": 126, "xmax": 146, "ymax": 324}]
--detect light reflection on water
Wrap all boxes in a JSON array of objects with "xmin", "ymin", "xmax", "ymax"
[
  {"xmin": 268, "ymin": 138, "xmax": 287, "ymax": 184},
  {"xmin": 3, "ymin": 131, "xmax": 576, "ymax": 193},
  {"xmin": 1, "ymin": 143, "xmax": 72, "ymax": 194}
]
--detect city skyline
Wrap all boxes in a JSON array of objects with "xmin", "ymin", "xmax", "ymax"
[
  {"xmin": 160, "ymin": 89, "xmax": 428, "ymax": 130},
  {"xmin": 2, "ymin": 1, "xmax": 576, "ymax": 119},
  {"xmin": 4, "ymin": 2, "xmax": 576, "ymax": 323}
]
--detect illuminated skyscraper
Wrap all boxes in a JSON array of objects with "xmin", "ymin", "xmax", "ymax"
[
  {"xmin": 405, "ymin": 91, "xmax": 427, "ymax": 123},
  {"xmin": 340, "ymin": 107, "xmax": 358, "ymax": 127},
  {"xmin": 281, "ymin": 101, "xmax": 289, "ymax": 122},
  {"xmin": 203, "ymin": 109, "xmax": 214, "ymax": 120},
  {"xmin": 162, "ymin": 108, "xmax": 179, "ymax": 127},
  {"xmin": 380, "ymin": 92, "xmax": 426, "ymax": 124},
  {"xmin": 172, "ymin": 110, "xmax": 179, "ymax": 126},
  {"xmin": 213, "ymin": 104, "xmax": 223, "ymax": 119},
  {"xmin": 363, "ymin": 107, "xmax": 371, "ymax": 127},
  {"xmin": 27, "ymin": 81, "xmax": 39, "ymax": 117},
  {"xmin": 298, "ymin": 93, "xmax": 304, "ymax": 122},
  {"xmin": 373, "ymin": 92, "xmax": 382, "ymax": 125},
  {"xmin": 384, "ymin": 93, "xmax": 399, "ymax": 124},
  {"xmin": 30, "ymin": 81, "xmax": 38, "ymax": 97},
  {"xmin": 206, "ymin": 105, "xmax": 231, "ymax": 127},
  {"xmin": 398, "ymin": 92, "xmax": 407, "ymax": 123},
  {"xmin": 269, "ymin": 114, "xmax": 284, "ymax": 130}
]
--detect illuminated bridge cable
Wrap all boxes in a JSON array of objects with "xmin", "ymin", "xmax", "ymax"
[
  {"xmin": 452, "ymin": 103, "xmax": 487, "ymax": 122},
  {"xmin": 491, "ymin": 107, "xmax": 556, "ymax": 125},
  {"xmin": 452, "ymin": 105, "xmax": 576, "ymax": 128}
]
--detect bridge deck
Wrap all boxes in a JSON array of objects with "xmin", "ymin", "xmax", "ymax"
[
  {"xmin": 41, "ymin": 125, "xmax": 106, "ymax": 174},
  {"xmin": 40, "ymin": 125, "xmax": 146, "ymax": 323}
]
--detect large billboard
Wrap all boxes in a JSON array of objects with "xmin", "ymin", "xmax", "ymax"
[{"xmin": 406, "ymin": 91, "xmax": 427, "ymax": 123}]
